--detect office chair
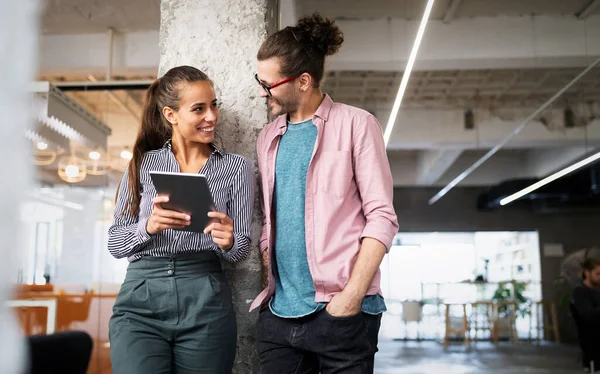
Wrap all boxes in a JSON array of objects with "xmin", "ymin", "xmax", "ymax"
[{"xmin": 27, "ymin": 331, "xmax": 93, "ymax": 374}]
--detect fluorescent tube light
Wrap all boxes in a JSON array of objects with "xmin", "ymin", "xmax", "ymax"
[
  {"xmin": 428, "ymin": 55, "xmax": 600, "ymax": 205},
  {"xmin": 500, "ymin": 150, "xmax": 600, "ymax": 206},
  {"xmin": 383, "ymin": 0, "xmax": 435, "ymax": 146}
]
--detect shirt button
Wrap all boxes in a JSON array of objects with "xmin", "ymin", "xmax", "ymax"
[{"xmin": 167, "ymin": 270, "xmax": 173, "ymax": 275}]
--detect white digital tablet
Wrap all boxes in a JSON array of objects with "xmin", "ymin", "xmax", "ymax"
[{"xmin": 149, "ymin": 171, "xmax": 215, "ymax": 233}]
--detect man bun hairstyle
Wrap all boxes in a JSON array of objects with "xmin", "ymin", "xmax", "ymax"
[
  {"xmin": 296, "ymin": 13, "xmax": 344, "ymax": 57},
  {"xmin": 257, "ymin": 13, "xmax": 344, "ymax": 87}
]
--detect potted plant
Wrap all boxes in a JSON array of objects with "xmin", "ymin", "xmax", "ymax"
[{"xmin": 492, "ymin": 281, "xmax": 530, "ymax": 339}]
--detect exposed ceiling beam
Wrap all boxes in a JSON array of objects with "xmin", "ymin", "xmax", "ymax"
[
  {"xmin": 428, "ymin": 55, "xmax": 600, "ymax": 205},
  {"xmin": 105, "ymin": 85, "xmax": 143, "ymax": 113},
  {"xmin": 30, "ymin": 82, "xmax": 112, "ymax": 150},
  {"xmin": 53, "ymin": 79, "xmax": 153, "ymax": 91},
  {"xmin": 417, "ymin": 149, "xmax": 463, "ymax": 185},
  {"xmin": 414, "ymin": 71, "xmax": 432, "ymax": 98},
  {"xmin": 39, "ymin": 67, "xmax": 158, "ymax": 79},
  {"xmin": 576, "ymin": 0, "xmax": 600, "ymax": 19},
  {"xmin": 359, "ymin": 74, "xmax": 368, "ymax": 106},
  {"xmin": 526, "ymin": 147, "xmax": 591, "ymax": 178},
  {"xmin": 88, "ymin": 75, "xmax": 141, "ymax": 122},
  {"xmin": 467, "ymin": 70, "xmax": 493, "ymax": 101},
  {"xmin": 494, "ymin": 70, "xmax": 525, "ymax": 103},
  {"xmin": 68, "ymin": 91, "xmax": 102, "ymax": 116},
  {"xmin": 442, "ymin": 0, "xmax": 463, "ymax": 24}
]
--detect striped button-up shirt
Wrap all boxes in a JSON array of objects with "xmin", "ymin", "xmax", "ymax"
[{"xmin": 108, "ymin": 141, "xmax": 254, "ymax": 263}]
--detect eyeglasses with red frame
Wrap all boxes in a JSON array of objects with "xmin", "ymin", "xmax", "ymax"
[{"xmin": 254, "ymin": 74, "xmax": 297, "ymax": 97}]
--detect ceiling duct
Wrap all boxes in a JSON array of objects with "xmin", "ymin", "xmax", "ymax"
[
  {"xmin": 477, "ymin": 163, "xmax": 600, "ymax": 211},
  {"xmin": 27, "ymin": 82, "xmax": 114, "ymax": 185},
  {"xmin": 29, "ymin": 81, "xmax": 112, "ymax": 152},
  {"xmin": 429, "ymin": 55, "xmax": 600, "ymax": 205}
]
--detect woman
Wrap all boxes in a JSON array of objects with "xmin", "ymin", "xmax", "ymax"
[{"xmin": 107, "ymin": 65, "xmax": 254, "ymax": 374}]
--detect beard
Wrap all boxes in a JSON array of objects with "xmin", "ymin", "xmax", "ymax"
[{"xmin": 267, "ymin": 96, "xmax": 298, "ymax": 117}]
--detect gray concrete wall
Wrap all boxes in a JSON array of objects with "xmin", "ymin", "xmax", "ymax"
[
  {"xmin": 394, "ymin": 187, "xmax": 600, "ymax": 343},
  {"xmin": 159, "ymin": 0, "xmax": 276, "ymax": 371}
]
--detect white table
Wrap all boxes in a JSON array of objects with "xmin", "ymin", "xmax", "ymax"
[{"xmin": 6, "ymin": 298, "xmax": 57, "ymax": 334}]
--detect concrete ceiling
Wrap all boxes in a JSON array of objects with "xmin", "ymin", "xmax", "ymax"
[
  {"xmin": 41, "ymin": 0, "xmax": 600, "ymax": 34},
  {"xmin": 64, "ymin": 89, "xmax": 147, "ymax": 149},
  {"xmin": 35, "ymin": 73, "xmax": 155, "ymax": 150},
  {"xmin": 35, "ymin": 0, "xmax": 600, "ymax": 189},
  {"xmin": 322, "ymin": 66, "xmax": 600, "ymax": 110},
  {"xmin": 296, "ymin": 0, "xmax": 600, "ymax": 21},
  {"xmin": 41, "ymin": 0, "xmax": 160, "ymax": 34}
]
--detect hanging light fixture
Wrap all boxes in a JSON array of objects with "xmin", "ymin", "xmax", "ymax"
[
  {"xmin": 108, "ymin": 147, "xmax": 130, "ymax": 173},
  {"xmin": 34, "ymin": 149, "xmax": 57, "ymax": 166},
  {"xmin": 27, "ymin": 82, "xmax": 112, "ymax": 184},
  {"xmin": 86, "ymin": 148, "xmax": 109, "ymax": 176},
  {"xmin": 57, "ymin": 155, "xmax": 87, "ymax": 183},
  {"xmin": 26, "ymin": 131, "xmax": 59, "ymax": 166},
  {"xmin": 89, "ymin": 151, "xmax": 101, "ymax": 160},
  {"xmin": 464, "ymin": 109, "xmax": 475, "ymax": 130},
  {"xmin": 120, "ymin": 148, "xmax": 133, "ymax": 160}
]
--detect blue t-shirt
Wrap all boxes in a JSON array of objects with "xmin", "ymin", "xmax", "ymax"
[{"xmin": 270, "ymin": 119, "xmax": 386, "ymax": 318}]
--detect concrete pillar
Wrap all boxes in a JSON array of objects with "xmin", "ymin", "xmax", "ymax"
[
  {"xmin": 159, "ymin": 0, "xmax": 277, "ymax": 371},
  {"xmin": 0, "ymin": 0, "xmax": 40, "ymax": 372}
]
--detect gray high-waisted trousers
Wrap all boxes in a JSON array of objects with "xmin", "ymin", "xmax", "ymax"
[{"xmin": 109, "ymin": 252, "xmax": 237, "ymax": 374}]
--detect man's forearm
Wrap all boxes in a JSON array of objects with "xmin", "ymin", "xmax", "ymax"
[
  {"xmin": 261, "ymin": 249, "xmax": 269, "ymax": 289},
  {"xmin": 343, "ymin": 237, "xmax": 387, "ymax": 299}
]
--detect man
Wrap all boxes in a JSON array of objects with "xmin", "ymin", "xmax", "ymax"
[
  {"xmin": 572, "ymin": 257, "xmax": 600, "ymax": 371},
  {"xmin": 249, "ymin": 13, "xmax": 399, "ymax": 374}
]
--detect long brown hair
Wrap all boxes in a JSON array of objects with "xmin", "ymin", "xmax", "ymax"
[
  {"xmin": 119, "ymin": 65, "xmax": 211, "ymax": 216},
  {"xmin": 257, "ymin": 13, "xmax": 344, "ymax": 87}
]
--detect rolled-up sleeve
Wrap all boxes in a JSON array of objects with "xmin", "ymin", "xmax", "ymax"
[
  {"xmin": 107, "ymin": 168, "xmax": 154, "ymax": 259},
  {"xmin": 352, "ymin": 115, "xmax": 399, "ymax": 251}
]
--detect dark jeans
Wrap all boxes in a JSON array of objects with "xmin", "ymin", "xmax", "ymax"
[{"xmin": 257, "ymin": 308, "xmax": 382, "ymax": 374}]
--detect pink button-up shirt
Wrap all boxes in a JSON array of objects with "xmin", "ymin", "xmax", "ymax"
[{"xmin": 249, "ymin": 94, "xmax": 399, "ymax": 312}]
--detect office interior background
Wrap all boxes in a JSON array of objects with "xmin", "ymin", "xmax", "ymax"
[{"xmin": 6, "ymin": 0, "xmax": 600, "ymax": 373}]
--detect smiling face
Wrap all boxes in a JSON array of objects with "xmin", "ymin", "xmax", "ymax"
[
  {"xmin": 163, "ymin": 80, "xmax": 219, "ymax": 144},
  {"xmin": 256, "ymin": 57, "xmax": 300, "ymax": 117}
]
